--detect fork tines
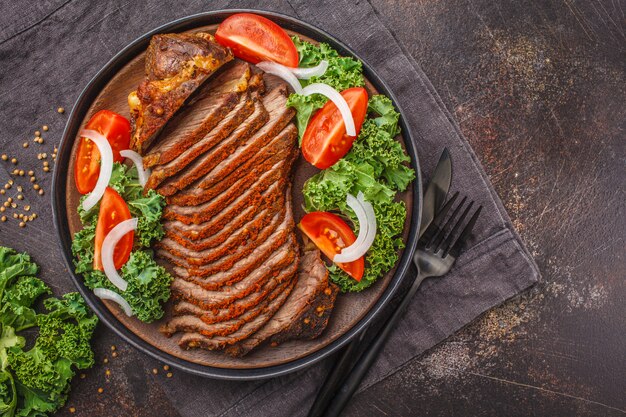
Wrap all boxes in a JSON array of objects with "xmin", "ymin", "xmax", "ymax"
[{"xmin": 419, "ymin": 191, "xmax": 482, "ymax": 257}]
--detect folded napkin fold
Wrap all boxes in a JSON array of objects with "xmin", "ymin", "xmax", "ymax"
[{"xmin": 0, "ymin": 0, "xmax": 540, "ymax": 416}]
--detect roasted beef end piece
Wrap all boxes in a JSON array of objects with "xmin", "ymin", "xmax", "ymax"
[{"xmin": 128, "ymin": 32, "xmax": 233, "ymax": 154}]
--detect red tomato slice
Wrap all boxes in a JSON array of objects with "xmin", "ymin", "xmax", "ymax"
[
  {"xmin": 298, "ymin": 212, "xmax": 365, "ymax": 281},
  {"xmin": 215, "ymin": 13, "xmax": 299, "ymax": 67},
  {"xmin": 74, "ymin": 110, "xmax": 131, "ymax": 194},
  {"xmin": 302, "ymin": 87, "xmax": 369, "ymax": 169},
  {"xmin": 93, "ymin": 187, "xmax": 133, "ymax": 271}
]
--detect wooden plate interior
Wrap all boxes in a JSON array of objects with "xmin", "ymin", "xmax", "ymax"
[{"xmin": 64, "ymin": 24, "xmax": 413, "ymax": 369}]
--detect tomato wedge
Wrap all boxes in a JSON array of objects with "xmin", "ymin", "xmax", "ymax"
[
  {"xmin": 74, "ymin": 110, "xmax": 131, "ymax": 194},
  {"xmin": 93, "ymin": 187, "xmax": 133, "ymax": 271},
  {"xmin": 298, "ymin": 212, "xmax": 365, "ymax": 281},
  {"xmin": 302, "ymin": 87, "xmax": 369, "ymax": 169},
  {"xmin": 215, "ymin": 13, "xmax": 299, "ymax": 67}
]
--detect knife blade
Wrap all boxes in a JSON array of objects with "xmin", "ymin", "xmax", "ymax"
[{"xmin": 419, "ymin": 148, "xmax": 452, "ymax": 236}]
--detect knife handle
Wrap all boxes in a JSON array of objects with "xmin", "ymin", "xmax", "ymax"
[
  {"xmin": 307, "ymin": 328, "xmax": 367, "ymax": 417},
  {"xmin": 323, "ymin": 272, "xmax": 428, "ymax": 417}
]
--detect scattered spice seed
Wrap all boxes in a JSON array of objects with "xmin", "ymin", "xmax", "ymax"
[
  {"xmin": 43, "ymin": 167, "xmax": 50, "ymax": 172},
  {"xmin": 35, "ymin": 131, "xmax": 41, "ymax": 137},
  {"xmin": 6, "ymin": 198, "xmax": 12, "ymax": 203},
  {"xmin": 43, "ymin": 161, "xmax": 49, "ymax": 167},
  {"xmin": 10, "ymin": 158, "xmax": 17, "ymax": 164},
  {"xmin": 42, "ymin": 153, "xmax": 47, "ymax": 159},
  {"xmin": 24, "ymin": 205, "xmax": 30, "ymax": 211},
  {"xmin": 17, "ymin": 195, "xmax": 23, "ymax": 200},
  {"xmin": 1, "ymin": 154, "xmax": 7, "ymax": 161},
  {"xmin": 12, "ymin": 169, "xmax": 18, "ymax": 175},
  {"xmin": 110, "ymin": 345, "xmax": 116, "ymax": 351},
  {"xmin": 97, "ymin": 387, "xmax": 103, "ymax": 394},
  {"xmin": 80, "ymin": 374, "xmax": 86, "ymax": 379},
  {"xmin": 57, "ymin": 107, "xmax": 65, "ymax": 114},
  {"xmin": 38, "ymin": 189, "xmax": 44, "ymax": 195},
  {"xmin": 10, "ymin": 203, "xmax": 16, "ymax": 209},
  {"xmin": 32, "ymin": 213, "xmax": 37, "ymax": 219},
  {"xmin": 3, "ymin": 202, "xmax": 8, "ymax": 208},
  {"xmin": 163, "ymin": 365, "xmax": 170, "ymax": 371},
  {"xmin": 30, "ymin": 177, "xmax": 36, "ymax": 183},
  {"xmin": 7, "ymin": 180, "xmax": 13, "ymax": 185},
  {"xmin": 22, "ymin": 142, "xmax": 28, "ymax": 149},
  {"xmin": 105, "ymin": 369, "xmax": 111, "ymax": 376},
  {"xmin": 0, "ymin": 207, "xmax": 4, "ymax": 212},
  {"xmin": 152, "ymin": 368, "xmax": 158, "ymax": 375},
  {"xmin": 103, "ymin": 357, "xmax": 109, "ymax": 364},
  {"xmin": 0, "ymin": 216, "xmax": 5, "ymax": 222},
  {"xmin": 0, "ymin": 190, "xmax": 4, "ymax": 195},
  {"xmin": 4, "ymin": 184, "xmax": 10, "ymax": 190},
  {"xmin": 27, "ymin": 170, "xmax": 33, "ymax": 176},
  {"xmin": 12, "ymin": 213, "xmax": 18, "ymax": 219},
  {"xmin": 111, "ymin": 351, "xmax": 118, "ymax": 358},
  {"xmin": 33, "ymin": 184, "xmax": 40, "ymax": 190},
  {"xmin": 69, "ymin": 407, "xmax": 76, "ymax": 414},
  {"xmin": 19, "ymin": 171, "xmax": 24, "ymax": 176},
  {"xmin": 19, "ymin": 222, "xmax": 25, "ymax": 228},
  {"xmin": 42, "ymin": 125, "xmax": 49, "ymax": 132},
  {"xmin": 166, "ymin": 372, "xmax": 173, "ymax": 378},
  {"xmin": 39, "ymin": 138, "xmax": 45, "ymax": 144}
]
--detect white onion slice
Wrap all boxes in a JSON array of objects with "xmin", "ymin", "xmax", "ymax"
[
  {"xmin": 302, "ymin": 83, "xmax": 356, "ymax": 136},
  {"xmin": 334, "ymin": 192, "xmax": 377, "ymax": 263},
  {"xmin": 120, "ymin": 149, "xmax": 150, "ymax": 187},
  {"xmin": 94, "ymin": 288, "xmax": 133, "ymax": 317},
  {"xmin": 102, "ymin": 218, "xmax": 138, "ymax": 292},
  {"xmin": 80, "ymin": 129, "xmax": 114, "ymax": 212},
  {"xmin": 290, "ymin": 60, "xmax": 329, "ymax": 79},
  {"xmin": 256, "ymin": 61, "xmax": 303, "ymax": 94}
]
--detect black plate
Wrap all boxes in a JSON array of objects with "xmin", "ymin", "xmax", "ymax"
[{"xmin": 51, "ymin": 9, "xmax": 422, "ymax": 380}]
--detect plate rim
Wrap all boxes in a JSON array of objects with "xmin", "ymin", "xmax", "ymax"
[{"xmin": 51, "ymin": 8, "xmax": 423, "ymax": 380}]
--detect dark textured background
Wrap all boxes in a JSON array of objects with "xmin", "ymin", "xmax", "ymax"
[{"xmin": 0, "ymin": 0, "xmax": 624, "ymax": 416}]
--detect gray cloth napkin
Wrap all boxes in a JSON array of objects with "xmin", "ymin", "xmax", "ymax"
[{"xmin": 0, "ymin": 0, "xmax": 540, "ymax": 416}]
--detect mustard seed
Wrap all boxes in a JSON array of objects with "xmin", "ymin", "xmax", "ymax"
[
  {"xmin": 27, "ymin": 170, "xmax": 33, "ymax": 176},
  {"xmin": 1, "ymin": 154, "xmax": 7, "ymax": 161},
  {"xmin": 19, "ymin": 222, "xmax": 25, "ymax": 228},
  {"xmin": 42, "ymin": 125, "xmax": 49, "ymax": 132},
  {"xmin": 105, "ymin": 369, "xmax": 111, "ymax": 376},
  {"xmin": 103, "ymin": 358, "xmax": 108, "ymax": 364},
  {"xmin": 111, "ymin": 351, "xmax": 118, "ymax": 358},
  {"xmin": 35, "ymin": 131, "xmax": 41, "ymax": 137},
  {"xmin": 6, "ymin": 198, "xmax": 12, "ymax": 203},
  {"xmin": 80, "ymin": 374, "xmax": 86, "ymax": 379},
  {"xmin": 10, "ymin": 158, "xmax": 17, "ymax": 164},
  {"xmin": 166, "ymin": 372, "xmax": 173, "ymax": 378},
  {"xmin": 57, "ymin": 107, "xmax": 65, "ymax": 114},
  {"xmin": 17, "ymin": 195, "xmax": 23, "ymax": 200},
  {"xmin": 43, "ymin": 161, "xmax": 49, "ymax": 167},
  {"xmin": 42, "ymin": 153, "xmax": 47, "ymax": 159},
  {"xmin": 97, "ymin": 387, "xmax": 103, "ymax": 394},
  {"xmin": 32, "ymin": 213, "xmax": 37, "ymax": 219},
  {"xmin": 110, "ymin": 345, "xmax": 116, "ymax": 351},
  {"xmin": 152, "ymin": 368, "xmax": 158, "ymax": 375},
  {"xmin": 33, "ymin": 184, "xmax": 40, "ymax": 190},
  {"xmin": 30, "ymin": 177, "xmax": 36, "ymax": 183},
  {"xmin": 43, "ymin": 167, "xmax": 50, "ymax": 172},
  {"xmin": 24, "ymin": 205, "xmax": 30, "ymax": 211},
  {"xmin": 10, "ymin": 203, "xmax": 16, "ymax": 209},
  {"xmin": 39, "ymin": 138, "xmax": 45, "ymax": 144},
  {"xmin": 12, "ymin": 169, "xmax": 18, "ymax": 175},
  {"xmin": 3, "ymin": 185, "xmax": 9, "ymax": 190},
  {"xmin": 38, "ymin": 189, "xmax": 44, "ymax": 196},
  {"xmin": 18, "ymin": 214, "xmax": 23, "ymax": 219},
  {"xmin": 12, "ymin": 213, "xmax": 18, "ymax": 219},
  {"xmin": 163, "ymin": 365, "xmax": 170, "ymax": 371},
  {"xmin": 16, "ymin": 186, "xmax": 22, "ymax": 192},
  {"xmin": 22, "ymin": 142, "xmax": 28, "ymax": 149},
  {"xmin": 2, "ymin": 202, "xmax": 8, "ymax": 208},
  {"xmin": 0, "ymin": 216, "xmax": 5, "ymax": 222},
  {"xmin": 0, "ymin": 207, "xmax": 4, "ymax": 212},
  {"xmin": 69, "ymin": 407, "xmax": 76, "ymax": 413},
  {"xmin": 0, "ymin": 190, "xmax": 4, "ymax": 195}
]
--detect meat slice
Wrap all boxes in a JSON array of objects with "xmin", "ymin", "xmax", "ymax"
[
  {"xmin": 142, "ymin": 61, "xmax": 251, "ymax": 169},
  {"xmin": 144, "ymin": 91, "xmax": 255, "ymax": 191},
  {"xmin": 159, "ymin": 193, "xmax": 289, "ymax": 265},
  {"xmin": 128, "ymin": 33, "xmax": 233, "ymax": 154},
  {"xmin": 225, "ymin": 248, "xmax": 338, "ymax": 357},
  {"xmin": 190, "ymin": 86, "xmax": 295, "ymax": 192},
  {"xmin": 170, "ymin": 235, "xmax": 298, "ymax": 307},
  {"xmin": 161, "ymin": 270, "xmax": 293, "ymax": 338},
  {"xmin": 158, "ymin": 200, "xmax": 290, "ymax": 273},
  {"xmin": 178, "ymin": 277, "xmax": 297, "ymax": 351},
  {"xmin": 157, "ymin": 96, "xmax": 270, "ymax": 196},
  {"xmin": 168, "ymin": 121, "xmax": 297, "ymax": 207}
]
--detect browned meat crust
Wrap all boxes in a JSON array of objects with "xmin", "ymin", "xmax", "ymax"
[{"xmin": 129, "ymin": 33, "xmax": 233, "ymax": 154}]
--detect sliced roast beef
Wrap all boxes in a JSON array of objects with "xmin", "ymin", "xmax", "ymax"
[
  {"xmin": 159, "ymin": 195, "xmax": 289, "ymax": 265},
  {"xmin": 170, "ymin": 235, "xmax": 298, "ymax": 307},
  {"xmin": 144, "ymin": 91, "xmax": 255, "ymax": 191},
  {"xmin": 168, "ymin": 121, "xmax": 297, "ymax": 207},
  {"xmin": 193, "ymin": 87, "xmax": 295, "ymax": 192},
  {"xmin": 161, "ymin": 274, "xmax": 293, "ymax": 338},
  {"xmin": 178, "ymin": 277, "xmax": 297, "ymax": 350},
  {"xmin": 172, "ymin": 260, "xmax": 296, "ymax": 324},
  {"xmin": 158, "ymin": 204, "xmax": 290, "ymax": 273},
  {"xmin": 142, "ymin": 61, "xmax": 252, "ymax": 169},
  {"xmin": 157, "ymin": 95, "xmax": 270, "ymax": 196},
  {"xmin": 225, "ymin": 248, "xmax": 336, "ymax": 357},
  {"xmin": 129, "ymin": 33, "xmax": 233, "ymax": 154}
]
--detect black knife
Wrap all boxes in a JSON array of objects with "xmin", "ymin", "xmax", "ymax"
[{"xmin": 307, "ymin": 148, "xmax": 453, "ymax": 417}]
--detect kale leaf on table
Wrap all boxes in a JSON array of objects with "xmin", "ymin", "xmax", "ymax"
[{"xmin": 0, "ymin": 246, "xmax": 97, "ymax": 417}]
